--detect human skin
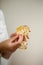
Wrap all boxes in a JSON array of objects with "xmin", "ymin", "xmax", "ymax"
[{"xmin": 0, "ymin": 33, "xmax": 23, "ymax": 59}]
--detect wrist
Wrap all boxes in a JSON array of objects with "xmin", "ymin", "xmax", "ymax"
[{"xmin": 0, "ymin": 42, "xmax": 3, "ymax": 53}]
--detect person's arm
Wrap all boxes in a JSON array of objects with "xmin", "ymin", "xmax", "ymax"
[
  {"xmin": 0, "ymin": 41, "xmax": 11, "ymax": 59},
  {"xmin": 0, "ymin": 34, "xmax": 23, "ymax": 59}
]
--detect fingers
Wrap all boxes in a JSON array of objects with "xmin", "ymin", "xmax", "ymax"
[
  {"xmin": 23, "ymin": 35, "xmax": 29, "ymax": 42},
  {"xmin": 10, "ymin": 33, "xmax": 29, "ymax": 48},
  {"xmin": 11, "ymin": 34, "xmax": 23, "ymax": 44},
  {"xmin": 11, "ymin": 35, "xmax": 19, "ymax": 42},
  {"xmin": 10, "ymin": 33, "xmax": 17, "ymax": 38},
  {"xmin": 9, "ymin": 34, "xmax": 29, "ymax": 52},
  {"xmin": 23, "ymin": 35, "xmax": 27, "ymax": 42},
  {"xmin": 11, "ymin": 34, "xmax": 23, "ymax": 48},
  {"xmin": 26, "ymin": 35, "xmax": 29, "ymax": 39},
  {"xmin": 18, "ymin": 34, "xmax": 23, "ymax": 44}
]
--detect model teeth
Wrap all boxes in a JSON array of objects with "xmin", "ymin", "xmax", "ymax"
[{"xmin": 16, "ymin": 25, "xmax": 30, "ymax": 49}]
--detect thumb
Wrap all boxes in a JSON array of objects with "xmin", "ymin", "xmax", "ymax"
[{"xmin": 18, "ymin": 34, "xmax": 23, "ymax": 44}]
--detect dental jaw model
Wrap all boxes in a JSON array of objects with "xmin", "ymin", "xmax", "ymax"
[{"xmin": 16, "ymin": 25, "xmax": 30, "ymax": 49}]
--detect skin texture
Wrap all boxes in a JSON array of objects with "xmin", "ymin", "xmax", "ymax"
[
  {"xmin": 0, "ymin": 33, "xmax": 23, "ymax": 59},
  {"xmin": 0, "ymin": 33, "xmax": 29, "ymax": 59}
]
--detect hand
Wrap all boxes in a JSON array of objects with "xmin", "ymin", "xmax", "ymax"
[
  {"xmin": 0, "ymin": 34, "xmax": 23, "ymax": 52},
  {"xmin": 11, "ymin": 33, "xmax": 29, "ymax": 45},
  {"xmin": 0, "ymin": 33, "xmax": 23, "ymax": 59}
]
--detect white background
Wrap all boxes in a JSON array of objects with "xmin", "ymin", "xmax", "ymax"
[{"xmin": 0, "ymin": 0, "xmax": 43, "ymax": 65}]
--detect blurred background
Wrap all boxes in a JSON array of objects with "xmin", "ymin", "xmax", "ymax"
[{"xmin": 0, "ymin": 0, "xmax": 43, "ymax": 65}]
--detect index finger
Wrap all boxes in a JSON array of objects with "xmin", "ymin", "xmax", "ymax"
[{"xmin": 10, "ymin": 33, "xmax": 17, "ymax": 38}]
